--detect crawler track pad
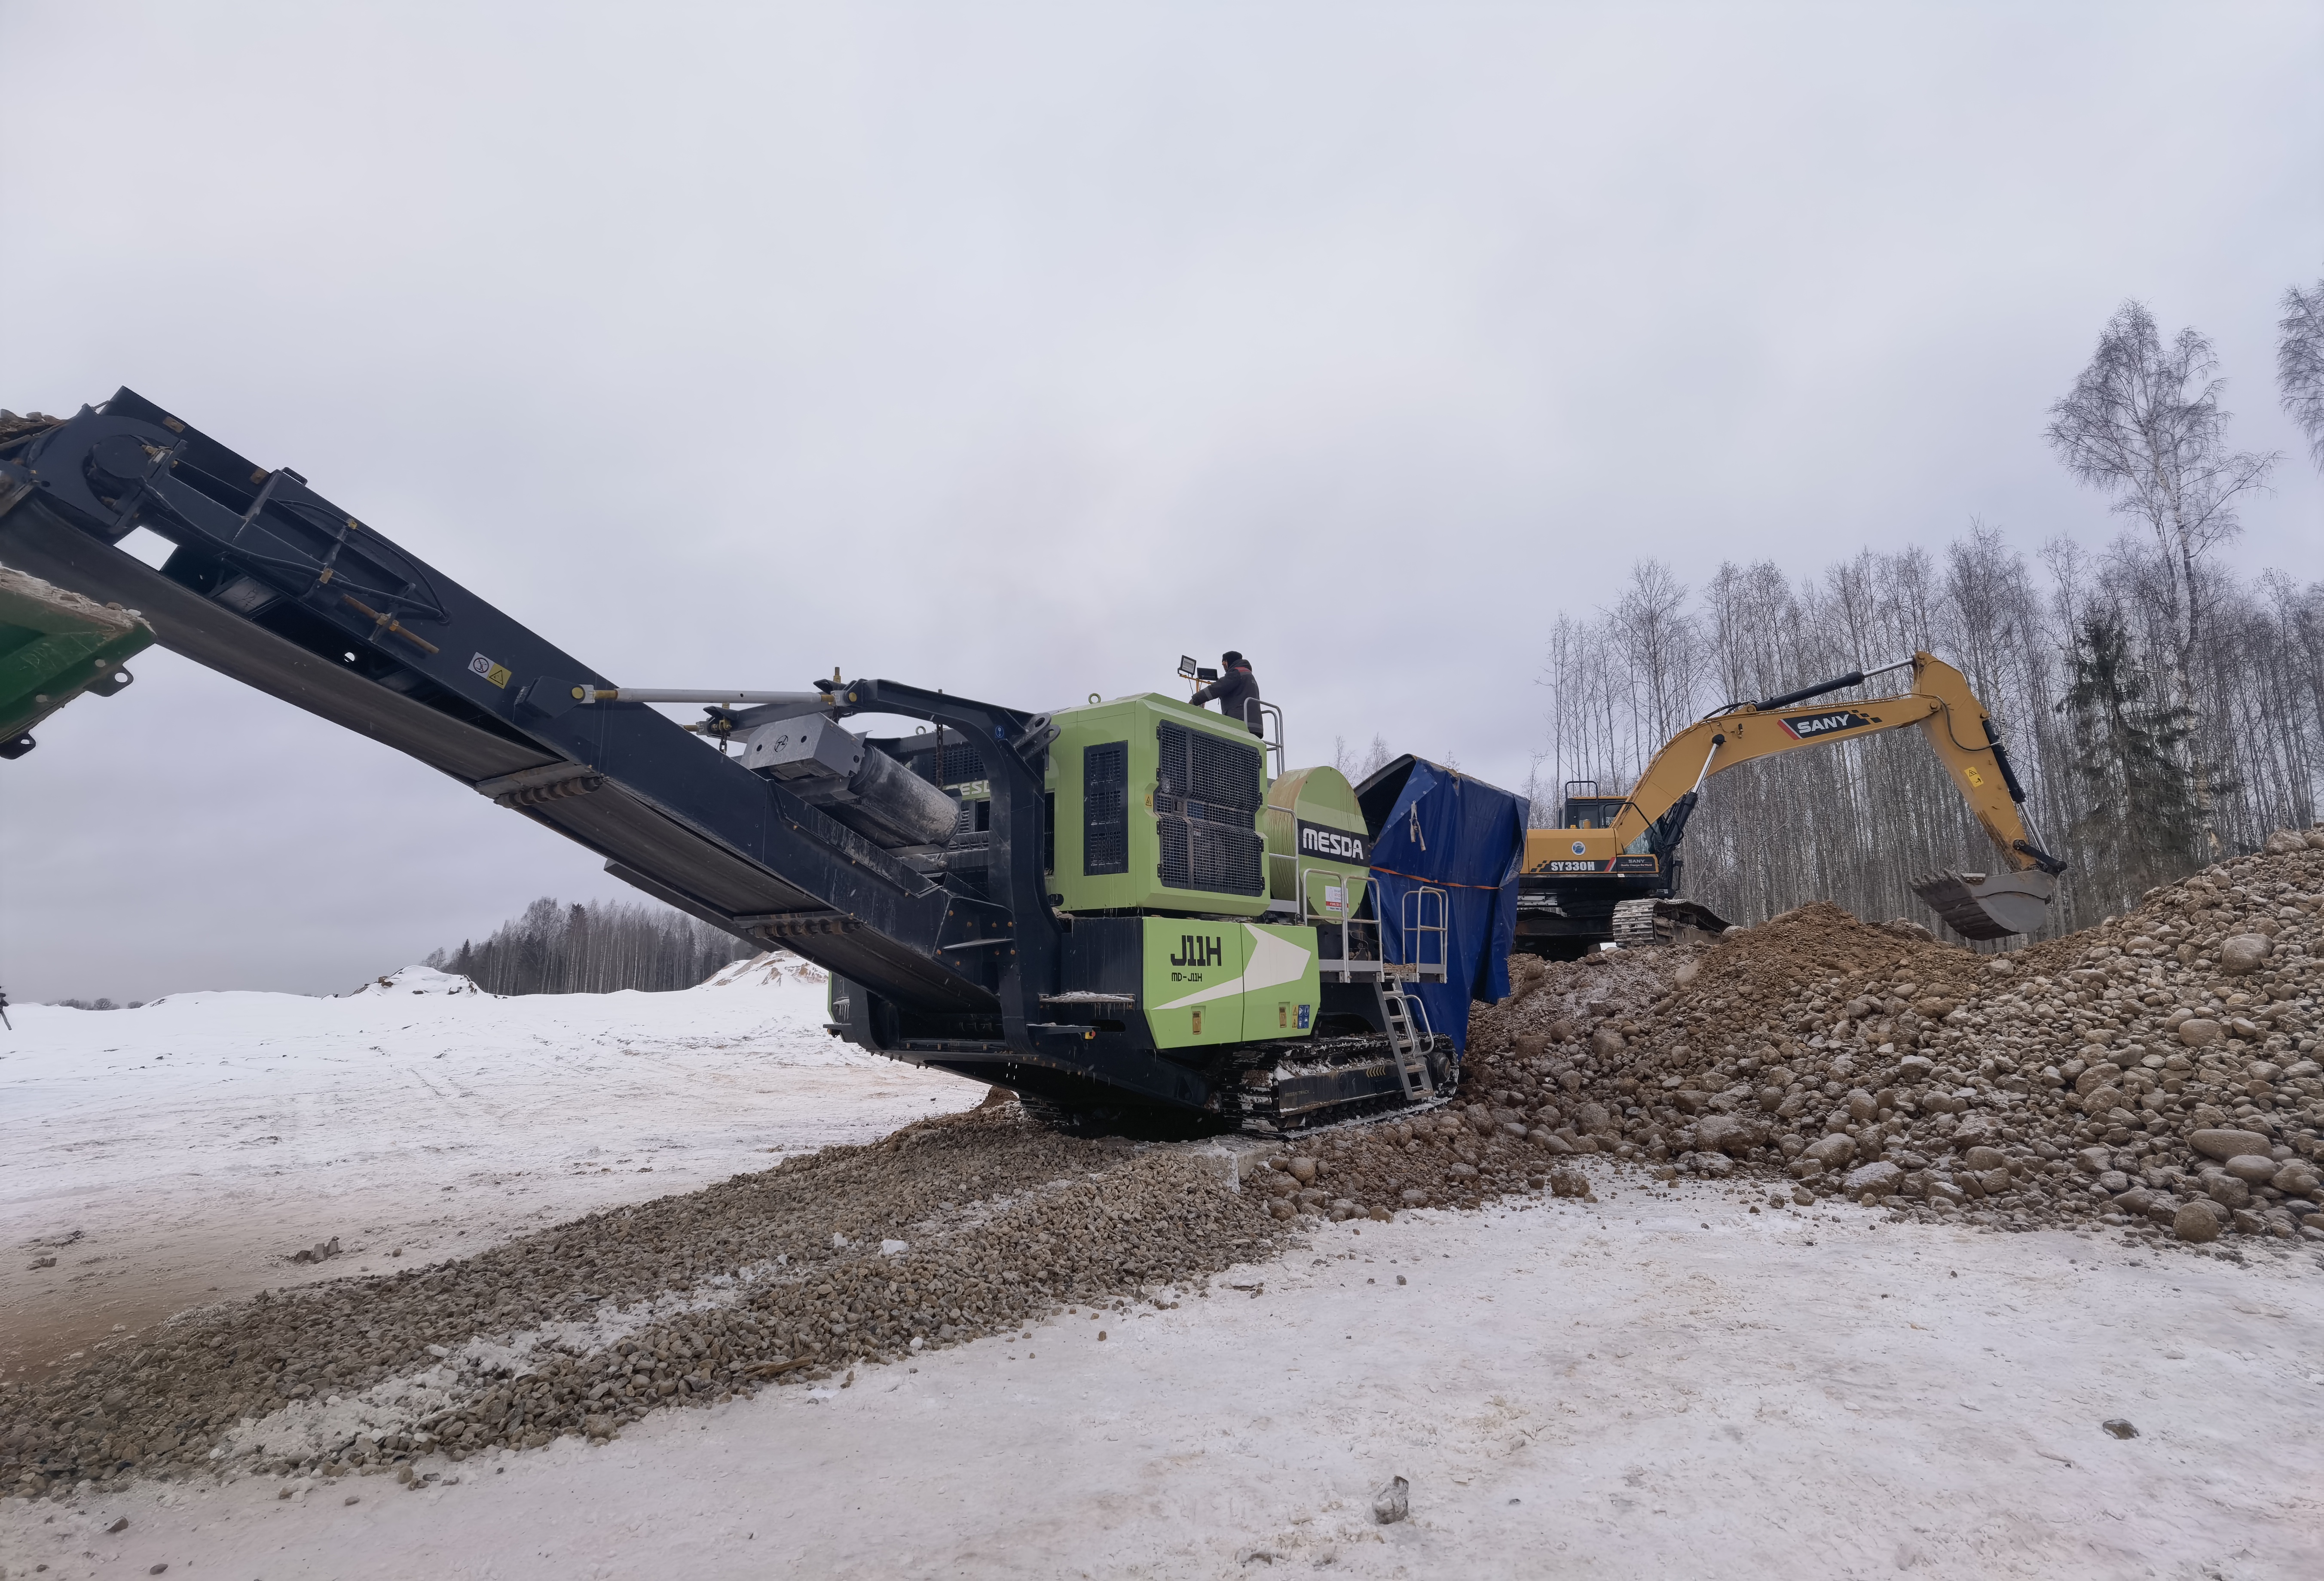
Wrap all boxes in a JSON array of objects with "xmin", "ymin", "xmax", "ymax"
[
  {"xmin": 1611, "ymin": 897, "xmax": 1732, "ymax": 948},
  {"xmin": 1911, "ymin": 867, "xmax": 2056, "ymax": 940}
]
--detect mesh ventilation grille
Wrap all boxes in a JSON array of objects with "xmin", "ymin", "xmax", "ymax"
[
  {"xmin": 1155, "ymin": 722, "xmax": 1263, "ymax": 894},
  {"xmin": 1082, "ymin": 741, "xmax": 1129, "ymax": 876},
  {"xmin": 938, "ymin": 743, "xmax": 987, "ymax": 787}
]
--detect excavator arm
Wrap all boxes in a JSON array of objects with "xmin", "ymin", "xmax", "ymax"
[{"xmin": 1528, "ymin": 652, "xmax": 2065, "ymax": 941}]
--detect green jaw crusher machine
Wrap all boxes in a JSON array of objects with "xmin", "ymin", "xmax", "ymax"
[
  {"xmin": 832, "ymin": 685, "xmax": 1459, "ymax": 1132},
  {"xmin": 0, "ymin": 390, "xmax": 1462, "ymax": 1135}
]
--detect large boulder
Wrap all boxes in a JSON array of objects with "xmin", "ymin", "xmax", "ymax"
[
  {"xmin": 1693, "ymin": 1115, "xmax": 1756, "ymax": 1156},
  {"xmin": 2189, "ymin": 1128, "xmax": 2273, "ymax": 1162},
  {"xmin": 2272, "ymin": 1160, "xmax": 2321, "ymax": 1194},
  {"xmin": 1844, "ymin": 1160, "xmax": 1904, "ymax": 1198},
  {"xmin": 2202, "ymin": 1174, "xmax": 2252, "ymax": 1210},
  {"xmin": 1805, "ymin": 1134, "xmax": 1856, "ymax": 1170},
  {"xmin": 2220, "ymin": 934, "xmax": 2273, "ymax": 976},
  {"xmin": 2174, "ymin": 1201, "xmax": 2224, "ymax": 1243}
]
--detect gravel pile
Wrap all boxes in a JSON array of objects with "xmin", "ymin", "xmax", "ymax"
[
  {"xmin": 1467, "ymin": 828, "xmax": 2324, "ymax": 1245},
  {"xmin": 2, "ymin": 1108, "xmax": 1284, "ymax": 1498},
  {"xmin": 0, "ymin": 411, "xmax": 63, "ymax": 450},
  {"xmin": 14, "ymin": 830, "xmax": 2321, "ymax": 1503},
  {"xmin": 0, "ymin": 1092, "xmax": 1614, "ymax": 1502}
]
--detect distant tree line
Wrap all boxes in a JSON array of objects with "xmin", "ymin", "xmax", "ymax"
[
  {"xmin": 1528, "ymin": 286, "xmax": 2324, "ymax": 940},
  {"xmin": 425, "ymin": 896, "xmax": 755, "ymax": 995}
]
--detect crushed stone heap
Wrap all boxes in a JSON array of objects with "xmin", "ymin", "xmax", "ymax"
[
  {"xmin": 2, "ymin": 1111, "xmax": 1285, "ymax": 1498},
  {"xmin": 1465, "ymin": 828, "xmax": 2324, "ymax": 1244},
  {"xmin": 0, "ymin": 1093, "xmax": 1607, "ymax": 1501},
  {"xmin": 0, "ymin": 410, "xmax": 61, "ymax": 442}
]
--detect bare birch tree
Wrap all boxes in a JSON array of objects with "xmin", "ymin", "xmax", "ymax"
[
  {"xmin": 1530, "ymin": 532, "xmax": 2320, "ymax": 944},
  {"xmin": 2044, "ymin": 301, "xmax": 2278, "ymax": 851},
  {"xmin": 2281, "ymin": 271, "xmax": 2324, "ymax": 471},
  {"xmin": 425, "ymin": 897, "xmax": 754, "ymax": 994}
]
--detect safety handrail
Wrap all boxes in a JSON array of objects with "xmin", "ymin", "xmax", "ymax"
[
  {"xmin": 1390, "ymin": 885, "xmax": 1449, "ymax": 981},
  {"xmin": 1300, "ymin": 865, "xmax": 1351, "ymax": 922},
  {"xmin": 1243, "ymin": 697, "xmax": 1285, "ymax": 780}
]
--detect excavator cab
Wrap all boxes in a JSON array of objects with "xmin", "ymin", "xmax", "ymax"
[{"xmin": 1560, "ymin": 782, "xmax": 1628, "ymax": 830}]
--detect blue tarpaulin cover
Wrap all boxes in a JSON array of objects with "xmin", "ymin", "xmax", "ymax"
[{"xmin": 1355, "ymin": 755, "xmax": 1528, "ymax": 1053}]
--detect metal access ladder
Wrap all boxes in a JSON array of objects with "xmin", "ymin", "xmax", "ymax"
[{"xmin": 1379, "ymin": 984, "xmax": 1435, "ymax": 1101}]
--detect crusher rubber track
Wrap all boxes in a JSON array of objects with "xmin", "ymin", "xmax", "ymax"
[
  {"xmin": 1217, "ymin": 1034, "xmax": 1460, "ymax": 1135},
  {"xmin": 1610, "ymin": 896, "xmax": 1731, "ymax": 949}
]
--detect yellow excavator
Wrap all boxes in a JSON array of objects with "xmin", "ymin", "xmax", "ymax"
[{"xmin": 1516, "ymin": 650, "xmax": 2067, "ymax": 955}]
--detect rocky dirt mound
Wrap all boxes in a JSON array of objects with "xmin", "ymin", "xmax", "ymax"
[
  {"xmin": 2, "ymin": 1109, "xmax": 1284, "ymax": 1498},
  {"xmin": 0, "ymin": 411, "xmax": 63, "ymax": 451},
  {"xmin": 1467, "ymin": 830, "xmax": 2324, "ymax": 1244}
]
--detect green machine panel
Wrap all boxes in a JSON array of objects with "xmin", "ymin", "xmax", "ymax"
[
  {"xmin": 1259, "ymin": 764, "xmax": 1370, "ymax": 922},
  {"xmin": 1141, "ymin": 919, "xmax": 1320, "ymax": 1050},
  {"xmin": 1045, "ymin": 693, "xmax": 1272, "ymax": 919},
  {"xmin": 0, "ymin": 565, "xmax": 155, "ymax": 758}
]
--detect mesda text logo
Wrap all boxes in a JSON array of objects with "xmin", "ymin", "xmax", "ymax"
[
  {"xmin": 1169, "ymin": 934, "xmax": 1224, "ymax": 968},
  {"xmin": 1296, "ymin": 820, "xmax": 1367, "ymax": 864},
  {"xmin": 1780, "ymin": 709, "xmax": 1873, "ymax": 740}
]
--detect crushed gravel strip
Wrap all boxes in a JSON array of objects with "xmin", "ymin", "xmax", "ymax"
[{"xmin": 4, "ymin": 1110, "xmax": 1293, "ymax": 1495}]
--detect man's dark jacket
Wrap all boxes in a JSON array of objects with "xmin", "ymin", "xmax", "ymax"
[{"xmin": 1190, "ymin": 664, "xmax": 1263, "ymax": 736}]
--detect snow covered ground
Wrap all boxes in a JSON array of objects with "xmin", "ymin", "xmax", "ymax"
[
  {"xmin": 0, "ymin": 958, "xmax": 982, "ymax": 1374},
  {"xmin": 7, "ymin": 964, "xmax": 2323, "ymax": 1578},
  {"xmin": 5, "ymin": 1190, "xmax": 2321, "ymax": 1580}
]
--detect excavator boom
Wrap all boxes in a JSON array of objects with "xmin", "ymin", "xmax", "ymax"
[{"xmin": 1518, "ymin": 652, "xmax": 2065, "ymax": 949}]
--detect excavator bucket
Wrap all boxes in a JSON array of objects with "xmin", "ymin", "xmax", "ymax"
[{"xmin": 1910, "ymin": 867, "xmax": 2057, "ymax": 941}]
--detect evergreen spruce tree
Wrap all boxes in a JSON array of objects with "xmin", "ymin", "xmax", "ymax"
[{"xmin": 2057, "ymin": 612, "xmax": 2211, "ymax": 905}]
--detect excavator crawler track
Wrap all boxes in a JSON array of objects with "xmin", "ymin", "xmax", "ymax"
[{"xmin": 1610, "ymin": 897, "xmax": 1730, "ymax": 949}]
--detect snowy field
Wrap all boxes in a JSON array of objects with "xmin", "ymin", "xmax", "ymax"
[
  {"xmin": 0, "ymin": 958, "xmax": 981, "ymax": 1374},
  {"xmin": 6, "ymin": 966, "xmax": 2324, "ymax": 1579},
  {"xmin": 5, "ymin": 1193, "xmax": 2321, "ymax": 1580}
]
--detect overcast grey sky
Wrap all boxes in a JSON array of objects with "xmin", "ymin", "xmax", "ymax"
[{"xmin": 3, "ymin": 3, "xmax": 2319, "ymax": 1001}]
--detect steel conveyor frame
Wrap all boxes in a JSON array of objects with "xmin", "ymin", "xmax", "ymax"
[{"xmin": 0, "ymin": 390, "xmax": 1196, "ymax": 1111}]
